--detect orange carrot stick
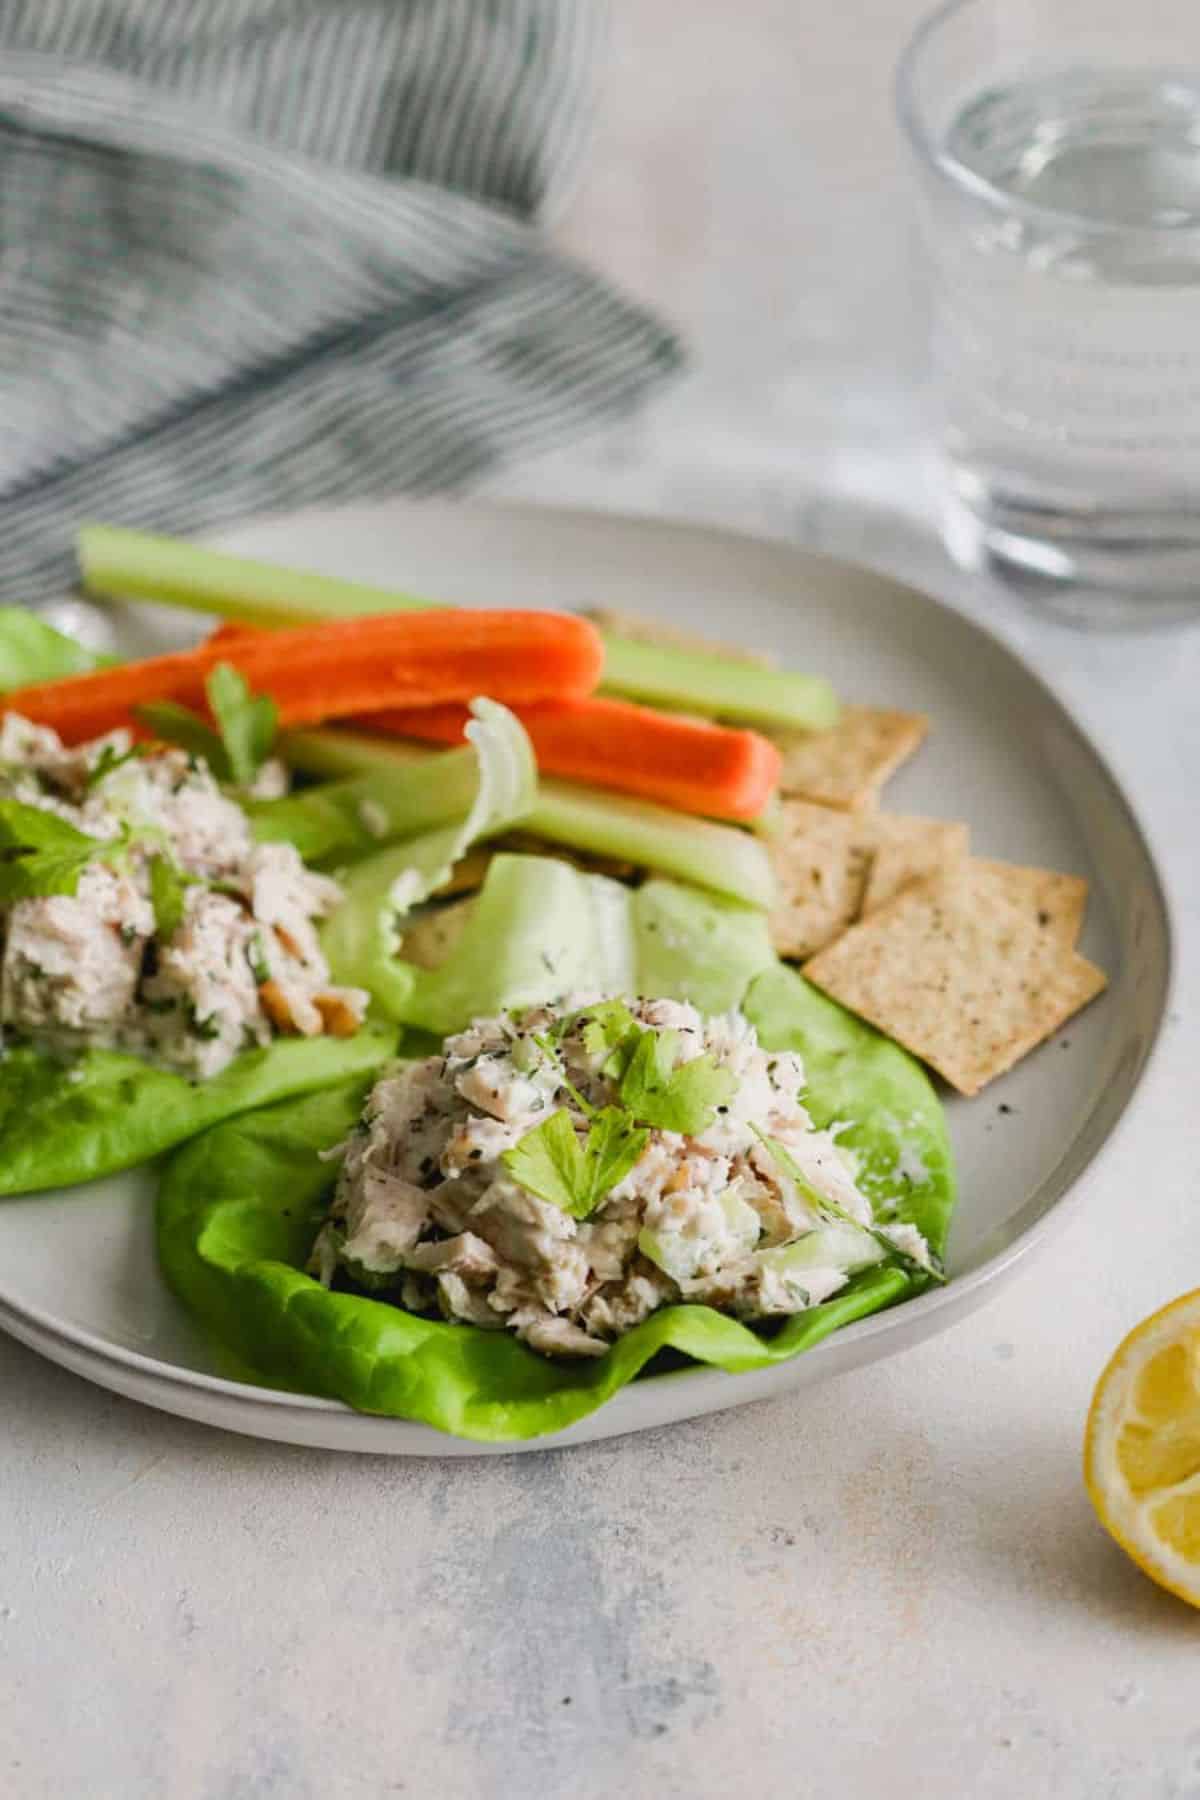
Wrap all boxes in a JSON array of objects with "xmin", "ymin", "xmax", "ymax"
[
  {"xmin": 2, "ymin": 610, "xmax": 604, "ymax": 743},
  {"xmin": 357, "ymin": 695, "xmax": 782, "ymax": 822}
]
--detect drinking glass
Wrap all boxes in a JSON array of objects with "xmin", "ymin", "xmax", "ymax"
[{"xmin": 897, "ymin": 0, "xmax": 1200, "ymax": 625}]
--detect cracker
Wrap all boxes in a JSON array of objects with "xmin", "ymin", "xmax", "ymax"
[
  {"xmin": 802, "ymin": 868, "xmax": 1107, "ymax": 1096},
  {"xmin": 861, "ymin": 815, "xmax": 970, "ymax": 914},
  {"xmin": 768, "ymin": 800, "xmax": 868, "ymax": 960},
  {"xmin": 968, "ymin": 858, "xmax": 1088, "ymax": 946},
  {"xmin": 774, "ymin": 707, "xmax": 929, "ymax": 811},
  {"xmin": 587, "ymin": 608, "xmax": 776, "ymax": 667}
]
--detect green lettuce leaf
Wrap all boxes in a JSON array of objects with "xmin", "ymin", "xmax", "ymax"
[
  {"xmin": 156, "ymin": 877, "xmax": 956, "ymax": 1442},
  {"xmin": 0, "ymin": 1027, "xmax": 397, "ymax": 1197},
  {"xmin": 341, "ymin": 851, "xmax": 776, "ymax": 1038},
  {"xmin": 157, "ymin": 1079, "xmax": 910, "ymax": 1443},
  {"xmin": 0, "ymin": 608, "xmax": 106, "ymax": 689},
  {"xmin": 320, "ymin": 700, "xmax": 537, "ymax": 1020}
]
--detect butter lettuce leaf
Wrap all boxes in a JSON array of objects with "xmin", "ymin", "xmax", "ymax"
[
  {"xmin": 0, "ymin": 607, "xmax": 106, "ymax": 688},
  {"xmin": 320, "ymin": 699, "xmax": 536, "ymax": 1019},
  {"xmin": 157, "ymin": 1079, "xmax": 911, "ymax": 1444},
  {"xmin": 156, "ymin": 875, "xmax": 957, "ymax": 1442},
  {"xmin": 341, "ymin": 851, "xmax": 776, "ymax": 1039},
  {"xmin": 0, "ymin": 1026, "xmax": 396, "ymax": 1197}
]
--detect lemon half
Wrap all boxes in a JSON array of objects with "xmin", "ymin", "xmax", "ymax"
[{"xmin": 1085, "ymin": 1290, "xmax": 1200, "ymax": 1609}]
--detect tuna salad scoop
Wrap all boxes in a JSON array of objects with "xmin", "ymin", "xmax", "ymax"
[
  {"xmin": 312, "ymin": 995, "xmax": 935, "ymax": 1359},
  {"xmin": 0, "ymin": 713, "xmax": 367, "ymax": 1079}
]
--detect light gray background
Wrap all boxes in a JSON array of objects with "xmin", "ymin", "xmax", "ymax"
[{"xmin": 4, "ymin": 3, "xmax": 1199, "ymax": 1795}]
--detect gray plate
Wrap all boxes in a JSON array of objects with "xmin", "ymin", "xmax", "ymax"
[{"xmin": 0, "ymin": 500, "xmax": 1172, "ymax": 1454}]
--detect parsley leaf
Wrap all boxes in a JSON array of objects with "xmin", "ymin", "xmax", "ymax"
[
  {"xmin": 148, "ymin": 854, "xmax": 193, "ymax": 940},
  {"xmin": 751, "ymin": 1129, "xmax": 945, "ymax": 1285},
  {"xmin": 205, "ymin": 662, "xmax": 277, "ymax": 789},
  {"xmin": 0, "ymin": 800, "xmax": 105, "ymax": 901},
  {"xmin": 135, "ymin": 700, "xmax": 226, "ymax": 773},
  {"xmin": 83, "ymin": 742, "xmax": 144, "ymax": 792},
  {"xmin": 135, "ymin": 662, "xmax": 277, "ymax": 789},
  {"xmin": 579, "ymin": 1000, "xmax": 641, "ymax": 1076},
  {"xmin": 502, "ymin": 1106, "xmax": 649, "ymax": 1219},
  {"xmin": 616, "ymin": 1027, "xmax": 736, "ymax": 1135}
]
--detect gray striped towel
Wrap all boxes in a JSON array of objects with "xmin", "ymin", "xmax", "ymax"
[{"xmin": 0, "ymin": 2, "xmax": 683, "ymax": 603}]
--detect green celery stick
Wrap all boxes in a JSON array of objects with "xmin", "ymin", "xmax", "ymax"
[
  {"xmin": 249, "ymin": 749, "xmax": 482, "ymax": 864},
  {"xmin": 280, "ymin": 727, "xmax": 429, "ymax": 778},
  {"xmin": 78, "ymin": 524, "xmax": 427, "ymax": 626},
  {"xmin": 598, "ymin": 636, "xmax": 838, "ymax": 731},
  {"xmin": 282, "ymin": 727, "xmax": 774, "ymax": 908},
  {"xmin": 528, "ymin": 780, "xmax": 775, "ymax": 909}
]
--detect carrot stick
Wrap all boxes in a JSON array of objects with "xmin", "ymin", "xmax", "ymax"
[
  {"xmin": 1, "ymin": 610, "xmax": 604, "ymax": 743},
  {"xmin": 356, "ymin": 695, "xmax": 782, "ymax": 822}
]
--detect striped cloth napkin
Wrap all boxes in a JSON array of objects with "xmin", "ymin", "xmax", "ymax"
[{"xmin": 0, "ymin": 2, "xmax": 682, "ymax": 603}]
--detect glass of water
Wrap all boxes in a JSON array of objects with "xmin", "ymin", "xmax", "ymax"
[{"xmin": 898, "ymin": 0, "xmax": 1200, "ymax": 625}]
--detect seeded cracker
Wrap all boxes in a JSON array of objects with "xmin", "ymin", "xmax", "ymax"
[
  {"xmin": 774, "ymin": 706, "xmax": 929, "ymax": 811},
  {"xmin": 966, "ymin": 858, "xmax": 1089, "ymax": 946},
  {"xmin": 802, "ymin": 866, "xmax": 1107, "ymax": 1095},
  {"xmin": 768, "ymin": 800, "xmax": 870, "ymax": 959},
  {"xmin": 586, "ymin": 609, "xmax": 777, "ymax": 667},
  {"xmin": 861, "ymin": 815, "xmax": 970, "ymax": 914}
]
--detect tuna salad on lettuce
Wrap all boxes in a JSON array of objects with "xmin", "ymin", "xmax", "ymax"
[
  {"xmin": 313, "ymin": 996, "xmax": 936, "ymax": 1360},
  {"xmin": 157, "ymin": 857, "xmax": 956, "ymax": 1442},
  {"xmin": 0, "ymin": 713, "xmax": 367, "ymax": 1078},
  {"xmin": 0, "ymin": 621, "xmax": 536, "ymax": 1195}
]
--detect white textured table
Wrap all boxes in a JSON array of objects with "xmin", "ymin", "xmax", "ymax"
[{"xmin": 4, "ymin": 5, "xmax": 1199, "ymax": 1795}]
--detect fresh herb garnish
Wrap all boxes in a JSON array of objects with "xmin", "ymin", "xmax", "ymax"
[
  {"xmin": 0, "ymin": 801, "xmax": 109, "ymax": 901},
  {"xmin": 501, "ymin": 1106, "xmax": 649, "ymax": 1220},
  {"xmin": 136, "ymin": 662, "xmax": 276, "ymax": 788},
  {"xmin": 247, "ymin": 930, "xmax": 271, "ymax": 985},
  {"xmin": 184, "ymin": 1001, "xmax": 223, "ymax": 1042},
  {"xmin": 147, "ymin": 854, "xmax": 193, "ymax": 940},
  {"xmin": 83, "ymin": 742, "xmax": 144, "ymax": 792},
  {"xmin": 501, "ymin": 1005, "xmax": 737, "ymax": 1215},
  {"xmin": 751, "ymin": 1129, "xmax": 945, "ymax": 1285},
  {"xmin": 133, "ymin": 701, "xmax": 225, "ymax": 772},
  {"xmin": 616, "ymin": 1027, "xmax": 735, "ymax": 1135},
  {"xmin": 577, "ymin": 1000, "xmax": 735, "ymax": 1134},
  {"xmin": 205, "ymin": 662, "xmax": 277, "ymax": 789},
  {"xmin": 580, "ymin": 1000, "xmax": 642, "ymax": 1075}
]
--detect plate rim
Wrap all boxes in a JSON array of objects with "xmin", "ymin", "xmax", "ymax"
[{"xmin": 0, "ymin": 498, "xmax": 1175, "ymax": 1448}]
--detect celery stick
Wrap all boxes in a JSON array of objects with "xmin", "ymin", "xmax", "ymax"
[
  {"xmin": 249, "ymin": 749, "xmax": 482, "ymax": 864},
  {"xmin": 280, "ymin": 727, "xmax": 430, "ymax": 778},
  {"xmin": 281, "ymin": 729, "xmax": 774, "ymax": 908},
  {"xmin": 527, "ymin": 780, "xmax": 774, "ymax": 910},
  {"xmin": 78, "ymin": 525, "xmax": 427, "ymax": 626},
  {"xmin": 78, "ymin": 526, "xmax": 836, "ymax": 730},
  {"xmin": 598, "ymin": 636, "xmax": 838, "ymax": 731}
]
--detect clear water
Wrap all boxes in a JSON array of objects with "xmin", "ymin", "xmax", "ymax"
[{"xmin": 933, "ymin": 69, "xmax": 1200, "ymax": 605}]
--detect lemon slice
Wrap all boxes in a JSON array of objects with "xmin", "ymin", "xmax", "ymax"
[{"xmin": 1085, "ymin": 1290, "xmax": 1200, "ymax": 1608}]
